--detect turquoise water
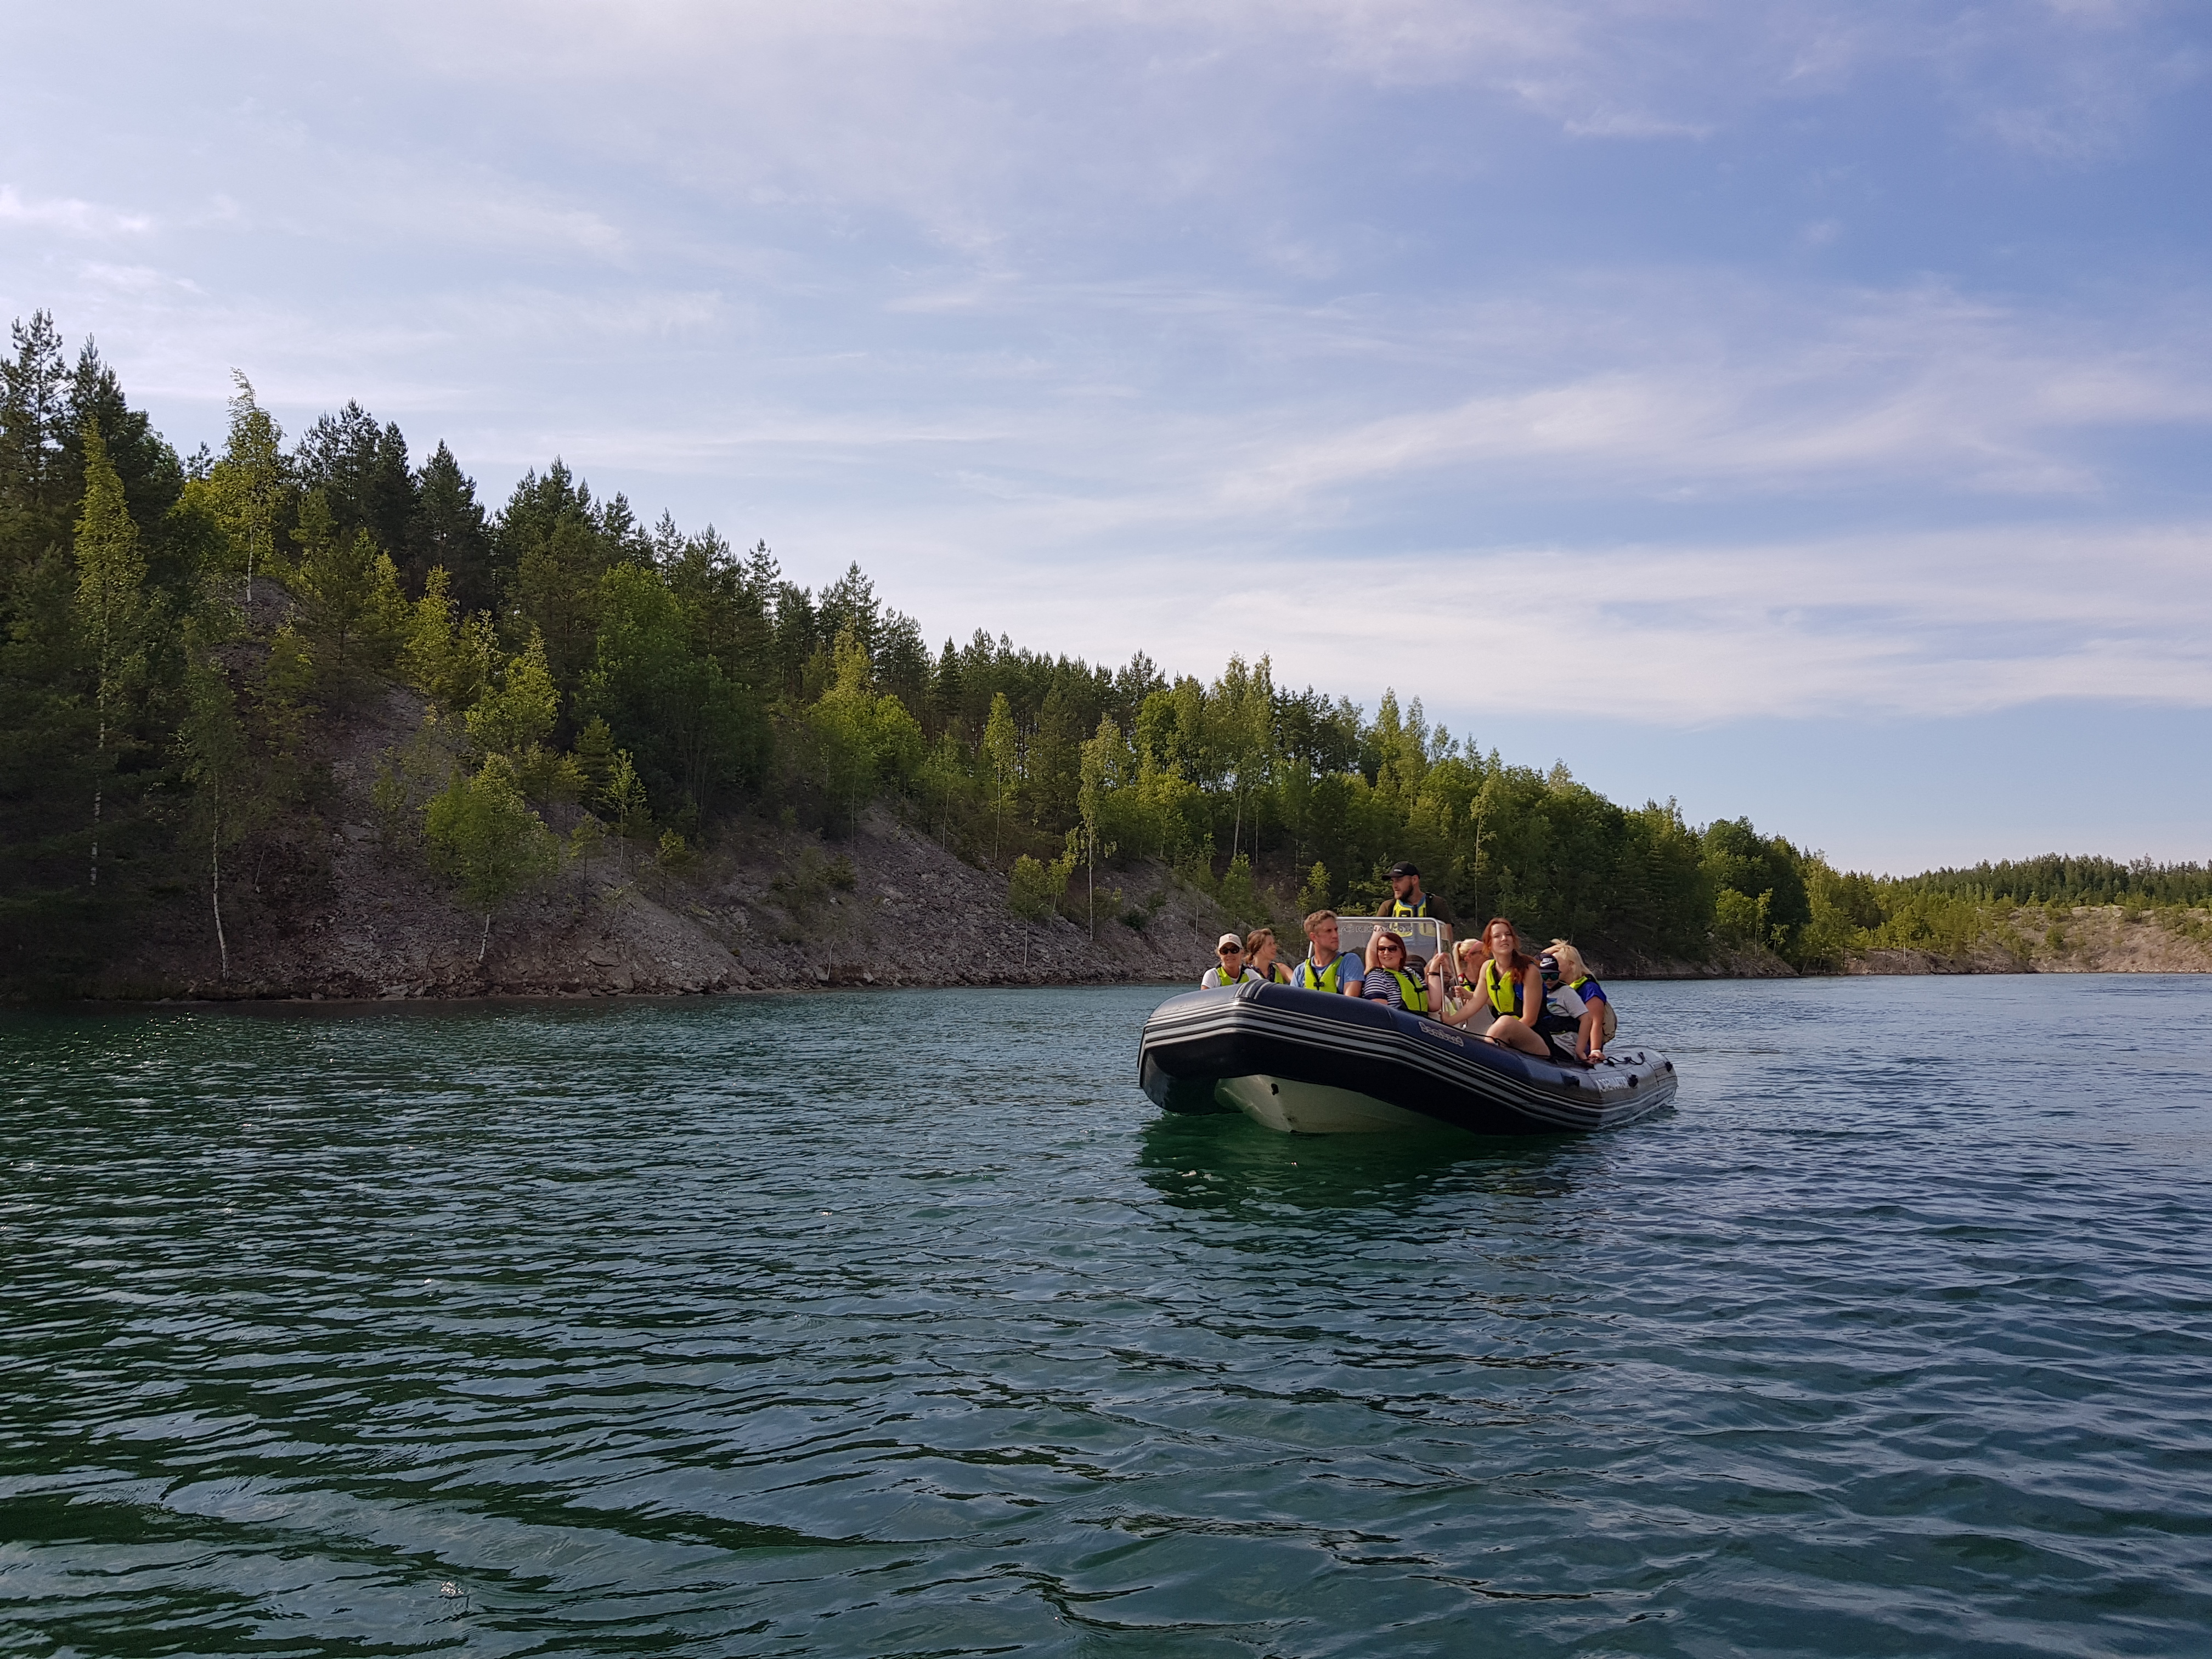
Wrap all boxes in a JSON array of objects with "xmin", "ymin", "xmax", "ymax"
[{"xmin": 4, "ymin": 977, "xmax": 2210, "ymax": 1656}]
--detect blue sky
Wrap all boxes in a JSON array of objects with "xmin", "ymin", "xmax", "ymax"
[{"xmin": 5, "ymin": 1, "xmax": 2207, "ymax": 873}]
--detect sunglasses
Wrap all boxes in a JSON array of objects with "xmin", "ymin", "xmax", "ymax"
[
  {"xmin": 1375, "ymin": 942, "xmax": 1404, "ymax": 954},
  {"xmin": 1218, "ymin": 945, "xmax": 1243, "ymax": 955}
]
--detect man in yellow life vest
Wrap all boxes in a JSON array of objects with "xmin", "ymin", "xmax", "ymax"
[
  {"xmin": 1380, "ymin": 861, "xmax": 1454, "ymax": 939},
  {"xmin": 1291, "ymin": 910, "xmax": 1366, "ymax": 996}
]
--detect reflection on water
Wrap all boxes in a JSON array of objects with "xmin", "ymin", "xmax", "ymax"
[
  {"xmin": 1137, "ymin": 1113, "xmax": 1598, "ymax": 1220},
  {"xmin": 4, "ymin": 977, "xmax": 2211, "ymax": 1656}
]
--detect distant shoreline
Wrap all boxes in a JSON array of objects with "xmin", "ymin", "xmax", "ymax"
[
  {"xmin": 20, "ymin": 695, "xmax": 2208, "ymax": 1006},
  {"xmin": 23, "ymin": 945, "xmax": 2204, "ymax": 1010}
]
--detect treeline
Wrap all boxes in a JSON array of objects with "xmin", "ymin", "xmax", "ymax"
[
  {"xmin": 1815, "ymin": 856, "xmax": 2212, "ymax": 963},
  {"xmin": 1889, "ymin": 856, "xmax": 2212, "ymax": 910},
  {"xmin": 4, "ymin": 311, "xmax": 2202, "ymax": 981}
]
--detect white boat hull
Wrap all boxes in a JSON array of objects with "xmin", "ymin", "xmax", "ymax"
[{"xmin": 1215, "ymin": 1074, "xmax": 1443, "ymax": 1134}]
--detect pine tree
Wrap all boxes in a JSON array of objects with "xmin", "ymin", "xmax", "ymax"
[
  {"xmin": 874, "ymin": 608, "xmax": 930, "ymax": 716},
  {"xmin": 811, "ymin": 630, "xmax": 882, "ymax": 839},
  {"xmin": 1214, "ymin": 653, "xmax": 1276, "ymax": 866},
  {"xmin": 508, "ymin": 504, "xmax": 613, "ymax": 687},
  {"xmin": 295, "ymin": 401, "xmax": 416, "ymax": 562},
  {"xmin": 572, "ymin": 715, "xmax": 615, "ymax": 796},
  {"xmin": 1028, "ymin": 684, "xmax": 1077, "ymax": 825},
  {"xmin": 1, "ymin": 312, "xmax": 70, "ymax": 568},
  {"xmin": 932, "ymin": 637, "xmax": 963, "ymax": 735},
  {"xmin": 770, "ymin": 579, "xmax": 818, "ymax": 699},
  {"xmin": 410, "ymin": 442, "xmax": 493, "ymax": 609},
  {"xmin": 293, "ymin": 490, "xmax": 405, "ymax": 678},
  {"xmin": 61, "ymin": 341, "xmax": 184, "ymax": 590},
  {"xmin": 816, "ymin": 562, "xmax": 880, "ymax": 659}
]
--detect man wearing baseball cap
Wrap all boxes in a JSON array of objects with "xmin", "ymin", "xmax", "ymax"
[{"xmin": 1380, "ymin": 861, "xmax": 1454, "ymax": 934}]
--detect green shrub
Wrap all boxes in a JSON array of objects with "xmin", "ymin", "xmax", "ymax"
[
  {"xmin": 425, "ymin": 755, "xmax": 560, "ymax": 960},
  {"xmin": 1008, "ymin": 853, "xmax": 1065, "ymax": 922},
  {"xmin": 1218, "ymin": 853, "xmax": 1262, "ymax": 929},
  {"xmin": 771, "ymin": 848, "xmax": 849, "ymax": 915},
  {"xmin": 1295, "ymin": 862, "xmax": 1332, "ymax": 919}
]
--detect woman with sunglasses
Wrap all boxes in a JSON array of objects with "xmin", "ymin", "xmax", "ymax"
[
  {"xmin": 1201, "ymin": 932, "xmax": 1265, "ymax": 989},
  {"xmin": 1358, "ymin": 928, "xmax": 1443, "ymax": 1014}
]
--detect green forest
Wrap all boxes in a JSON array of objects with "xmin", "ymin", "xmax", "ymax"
[{"xmin": 5, "ymin": 311, "xmax": 2208, "ymax": 985}]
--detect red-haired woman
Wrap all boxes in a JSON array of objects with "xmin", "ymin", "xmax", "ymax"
[{"xmin": 1472, "ymin": 917, "xmax": 1549, "ymax": 1056}]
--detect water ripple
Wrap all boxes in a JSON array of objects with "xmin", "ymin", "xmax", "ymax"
[{"xmin": 4, "ymin": 978, "xmax": 2210, "ymax": 1655}]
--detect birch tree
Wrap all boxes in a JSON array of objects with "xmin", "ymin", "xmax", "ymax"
[
  {"xmin": 426, "ymin": 754, "xmax": 559, "ymax": 963},
  {"xmin": 208, "ymin": 373, "xmax": 284, "ymax": 611},
  {"xmin": 983, "ymin": 691, "xmax": 1018, "ymax": 864},
  {"xmin": 72, "ymin": 422, "xmax": 146, "ymax": 890},
  {"xmin": 1077, "ymin": 714, "xmax": 1122, "ymax": 940},
  {"xmin": 178, "ymin": 637, "xmax": 247, "ymax": 977}
]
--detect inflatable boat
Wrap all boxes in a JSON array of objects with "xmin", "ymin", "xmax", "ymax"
[{"xmin": 1138, "ymin": 980, "xmax": 1678, "ymax": 1135}]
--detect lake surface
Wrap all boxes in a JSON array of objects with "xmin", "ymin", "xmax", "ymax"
[{"xmin": 4, "ymin": 977, "xmax": 2210, "ymax": 1657}]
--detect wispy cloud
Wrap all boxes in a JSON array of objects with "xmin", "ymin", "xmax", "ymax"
[
  {"xmin": 427, "ymin": 286, "xmax": 726, "ymax": 345},
  {"xmin": 0, "ymin": 185, "xmax": 153, "ymax": 238},
  {"xmin": 930, "ymin": 520, "xmax": 2212, "ymax": 729},
  {"xmin": 738, "ymin": 272, "xmax": 2207, "ymax": 518}
]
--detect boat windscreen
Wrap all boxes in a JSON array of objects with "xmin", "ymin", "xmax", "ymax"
[{"xmin": 1334, "ymin": 915, "xmax": 1453, "ymax": 969}]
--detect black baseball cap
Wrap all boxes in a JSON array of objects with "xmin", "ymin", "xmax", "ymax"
[
  {"xmin": 1538, "ymin": 953, "xmax": 1561, "ymax": 978},
  {"xmin": 1386, "ymin": 861, "xmax": 1420, "ymax": 878}
]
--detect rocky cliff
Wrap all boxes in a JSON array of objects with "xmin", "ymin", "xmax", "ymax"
[{"xmin": 53, "ymin": 682, "xmax": 2212, "ymax": 1002}]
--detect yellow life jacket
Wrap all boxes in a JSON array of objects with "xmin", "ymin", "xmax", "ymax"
[
  {"xmin": 1295, "ymin": 952, "xmax": 1354, "ymax": 993},
  {"xmin": 1388, "ymin": 894, "xmax": 1432, "ymax": 918},
  {"xmin": 1378, "ymin": 966, "xmax": 1428, "ymax": 1015},
  {"xmin": 1479, "ymin": 959, "xmax": 1526, "ymax": 1018},
  {"xmin": 1569, "ymin": 974, "xmax": 1618, "ymax": 1042}
]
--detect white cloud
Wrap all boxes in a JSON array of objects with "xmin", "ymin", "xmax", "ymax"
[
  {"xmin": 924, "ymin": 520, "xmax": 2212, "ymax": 727},
  {"xmin": 1207, "ymin": 281, "xmax": 2212, "ymax": 506},
  {"xmin": 427, "ymin": 286, "xmax": 726, "ymax": 344},
  {"xmin": 389, "ymin": 190, "xmax": 627, "ymax": 262},
  {"xmin": 0, "ymin": 185, "xmax": 153, "ymax": 238},
  {"xmin": 76, "ymin": 263, "xmax": 200, "ymax": 296}
]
